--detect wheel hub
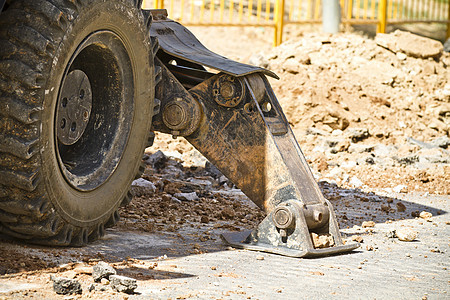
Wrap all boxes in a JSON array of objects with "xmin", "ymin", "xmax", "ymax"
[{"xmin": 56, "ymin": 69, "xmax": 92, "ymax": 145}]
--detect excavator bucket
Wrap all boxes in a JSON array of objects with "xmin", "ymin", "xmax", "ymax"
[{"xmin": 149, "ymin": 10, "xmax": 359, "ymax": 257}]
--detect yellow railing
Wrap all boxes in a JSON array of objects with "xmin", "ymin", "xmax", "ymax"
[{"xmin": 143, "ymin": 0, "xmax": 450, "ymax": 46}]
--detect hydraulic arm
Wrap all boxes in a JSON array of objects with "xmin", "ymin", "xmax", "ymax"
[{"xmin": 150, "ymin": 10, "xmax": 358, "ymax": 257}]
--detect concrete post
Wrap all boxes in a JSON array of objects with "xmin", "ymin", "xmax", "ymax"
[{"xmin": 322, "ymin": 0, "xmax": 341, "ymax": 34}]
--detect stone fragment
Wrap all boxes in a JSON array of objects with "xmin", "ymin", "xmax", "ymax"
[
  {"xmin": 205, "ymin": 161, "xmax": 223, "ymax": 178},
  {"xmin": 51, "ymin": 276, "xmax": 82, "ymax": 295},
  {"xmin": 346, "ymin": 127, "xmax": 370, "ymax": 142},
  {"xmin": 349, "ymin": 176, "xmax": 364, "ymax": 188},
  {"xmin": 110, "ymin": 275, "xmax": 138, "ymax": 294},
  {"xmin": 145, "ymin": 150, "xmax": 167, "ymax": 169},
  {"xmin": 311, "ymin": 232, "xmax": 334, "ymax": 248},
  {"xmin": 376, "ymin": 30, "xmax": 443, "ymax": 59},
  {"xmin": 248, "ymin": 52, "xmax": 269, "ymax": 68},
  {"xmin": 92, "ymin": 261, "xmax": 117, "ymax": 282},
  {"xmin": 361, "ymin": 221, "xmax": 375, "ymax": 228},
  {"xmin": 419, "ymin": 211, "xmax": 432, "ymax": 220},
  {"xmin": 131, "ymin": 178, "xmax": 157, "ymax": 197},
  {"xmin": 100, "ymin": 278, "xmax": 110, "ymax": 285},
  {"xmin": 430, "ymin": 136, "xmax": 450, "ymax": 149},
  {"xmin": 444, "ymin": 38, "xmax": 450, "ymax": 52},
  {"xmin": 393, "ymin": 184, "xmax": 408, "ymax": 193},
  {"xmin": 74, "ymin": 266, "xmax": 93, "ymax": 275},
  {"xmin": 396, "ymin": 202, "xmax": 406, "ymax": 212},
  {"xmin": 351, "ymin": 235, "xmax": 364, "ymax": 243},
  {"xmin": 173, "ymin": 192, "xmax": 199, "ymax": 201},
  {"xmin": 396, "ymin": 227, "xmax": 418, "ymax": 242}
]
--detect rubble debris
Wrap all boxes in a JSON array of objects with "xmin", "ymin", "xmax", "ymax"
[
  {"xmin": 395, "ymin": 227, "xmax": 418, "ymax": 242},
  {"xmin": 92, "ymin": 261, "xmax": 117, "ymax": 282},
  {"xmin": 174, "ymin": 192, "xmax": 199, "ymax": 201},
  {"xmin": 361, "ymin": 221, "xmax": 375, "ymax": 228},
  {"xmin": 110, "ymin": 275, "xmax": 138, "ymax": 294},
  {"xmin": 396, "ymin": 202, "xmax": 406, "ymax": 212},
  {"xmin": 50, "ymin": 276, "xmax": 82, "ymax": 295},
  {"xmin": 419, "ymin": 211, "xmax": 433, "ymax": 220},
  {"xmin": 131, "ymin": 178, "xmax": 157, "ymax": 196},
  {"xmin": 375, "ymin": 30, "xmax": 443, "ymax": 59},
  {"xmin": 311, "ymin": 232, "xmax": 335, "ymax": 248},
  {"xmin": 145, "ymin": 150, "xmax": 168, "ymax": 169}
]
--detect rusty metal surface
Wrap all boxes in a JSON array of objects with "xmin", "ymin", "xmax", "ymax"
[
  {"xmin": 149, "ymin": 10, "xmax": 278, "ymax": 79},
  {"xmin": 150, "ymin": 19, "xmax": 357, "ymax": 256}
]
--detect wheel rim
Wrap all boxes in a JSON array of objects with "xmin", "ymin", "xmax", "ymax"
[{"xmin": 55, "ymin": 31, "xmax": 134, "ymax": 192}]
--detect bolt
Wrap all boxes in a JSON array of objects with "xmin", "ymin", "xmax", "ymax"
[{"xmin": 272, "ymin": 206, "xmax": 294, "ymax": 229}]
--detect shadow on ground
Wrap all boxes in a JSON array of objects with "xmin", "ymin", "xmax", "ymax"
[{"xmin": 0, "ymin": 183, "xmax": 446, "ymax": 277}]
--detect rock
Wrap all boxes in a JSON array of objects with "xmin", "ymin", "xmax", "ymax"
[
  {"xmin": 100, "ymin": 278, "xmax": 110, "ymax": 285},
  {"xmin": 145, "ymin": 150, "xmax": 167, "ymax": 169},
  {"xmin": 131, "ymin": 178, "xmax": 157, "ymax": 196},
  {"xmin": 92, "ymin": 261, "xmax": 116, "ymax": 282},
  {"xmin": 51, "ymin": 276, "xmax": 82, "ymax": 295},
  {"xmin": 393, "ymin": 184, "xmax": 408, "ymax": 193},
  {"xmin": 395, "ymin": 227, "xmax": 418, "ymax": 242},
  {"xmin": 444, "ymin": 38, "xmax": 450, "ymax": 52},
  {"xmin": 396, "ymin": 52, "xmax": 407, "ymax": 60},
  {"xmin": 221, "ymin": 206, "xmax": 236, "ymax": 219},
  {"xmin": 430, "ymin": 136, "xmax": 450, "ymax": 149},
  {"xmin": 419, "ymin": 211, "xmax": 432, "ymax": 220},
  {"xmin": 349, "ymin": 176, "xmax": 364, "ymax": 188},
  {"xmin": 376, "ymin": 30, "xmax": 443, "ymax": 59},
  {"xmin": 417, "ymin": 148, "xmax": 450, "ymax": 164},
  {"xmin": 73, "ymin": 266, "xmax": 93, "ymax": 275},
  {"xmin": 109, "ymin": 275, "xmax": 138, "ymax": 294},
  {"xmin": 348, "ymin": 143, "xmax": 375, "ymax": 153},
  {"xmin": 406, "ymin": 137, "xmax": 435, "ymax": 149},
  {"xmin": 374, "ymin": 144, "xmax": 397, "ymax": 158},
  {"xmin": 205, "ymin": 161, "xmax": 223, "ymax": 178},
  {"xmin": 351, "ymin": 235, "xmax": 364, "ymax": 243},
  {"xmin": 283, "ymin": 58, "xmax": 300, "ymax": 74},
  {"xmin": 218, "ymin": 175, "xmax": 229, "ymax": 185},
  {"xmin": 311, "ymin": 232, "xmax": 335, "ymax": 248},
  {"xmin": 173, "ymin": 192, "xmax": 199, "ymax": 201},
  {"xmin": 361, "ymin": 221, "xmax": 375, "ymax": 228},
  {"xmin": 346, "ymin": 127, "xmax": 370, "ymax": 142},
  {"xmin": 248, "ymin": 52, "xmax": 269, "ymax": 68},
  {"xmin": 306, "ymin": 127, "xmax": 328, "ymax": 136},
  {"xmin": 396, "ymin": 202, "xmax": 406, "ymax": 212},
  {"xmin": 394, "ymin": 155, "xmax": 419, "ymax": 165},
  {"xmin": 186, "ymin": 178, "xmax": 212, "ymax": 188}
]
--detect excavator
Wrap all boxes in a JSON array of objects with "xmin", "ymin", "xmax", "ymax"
[{"xmin": 0, "ymin": 0, "xmax": 358, "ymax": 257}]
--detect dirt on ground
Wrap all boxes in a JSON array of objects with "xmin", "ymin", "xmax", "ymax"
[{"xmin": 0, "ymin": 27, "xmax": 449, "ymax": 299}]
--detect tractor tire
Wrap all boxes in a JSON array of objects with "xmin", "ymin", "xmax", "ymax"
[{"xmin": 0, "ymin": 0, "xmax": 155, "ymax": 245}]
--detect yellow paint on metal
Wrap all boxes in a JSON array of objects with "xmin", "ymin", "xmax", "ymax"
[
  {"xmin": 257, "ymin": 0, "xmax": 262, "ymax": 21},
  {"xmin": 200, "ymin": 0, "xmax": 205, "ymax": 21},
  {"xmin": 239, "ymin": 0, "xmax": 244, "ymax": 21},
  {"xmin": 210, "ymin": 0, "xmax": 214, "ymax": 22},
  {"xmin": 229, "ymin": 0, "xmax": 235, "ymax": 22},
  {"xmin": 371, "ymin": 0, "xmax": 376, "ymax": 19},
  {"xmin": 249, "ymin": 0, "xmax": 254, "ymax": 18},
  {"xmin": 307, "ymin": 0, "xmax": 312, "ymax": 19},
  {"xmin": 347, "ymin": 0, "xmax": 353, "ymax": 20},
  {"xmin": 220, "ymin": 0, "xmax": 225, "ymax": 21},
  {"xmin": 289, "ymin": 0, "xmax": 294, "ymax": 20},
  {"xmin": 363, "ymin": 0, "xmax": 368, "ymax": 19},
  {"xmin": 314, "ymin": 0, "xmax": 320, "ymax": 19},
  {"xmin": 377, "ymin": 0, "xmax": 387, "ymax": 32},
  {"xmin": 266, "ymin": 0, "xmax": 271, "ymax": 21},
  {"xmin": 356, "ymin": 0, "xmax": 360, "ymax": 19}
]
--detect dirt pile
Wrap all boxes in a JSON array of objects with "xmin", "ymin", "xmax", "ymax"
[{"xmin": 246, "ymin": 30, "xmax": 450, "ymax": 194}]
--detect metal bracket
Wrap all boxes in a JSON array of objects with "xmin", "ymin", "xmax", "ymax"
[{"xmin": 222, "ymin": 200, "xmax": 359, "ymax": 258}]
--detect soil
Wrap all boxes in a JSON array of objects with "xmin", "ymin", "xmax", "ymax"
[{"xmin": 0, "ymin": 26, "xmax": 449, "ymax": 299}]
